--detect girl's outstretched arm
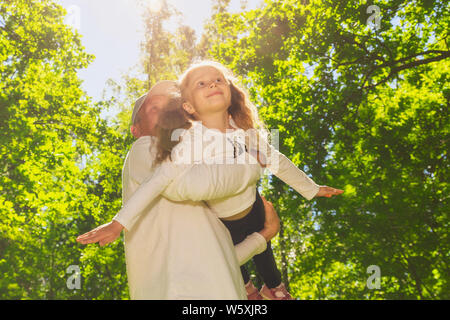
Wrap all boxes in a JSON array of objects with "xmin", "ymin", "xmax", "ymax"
[
  {"xmin": 76, "ymin": 161, "xmax": 178, "ymax": 246},
  {"xmin": 315, "ymin": 185, "xmax": 344, "ymax": 198},
  {"xmin": 77, "ymin": 155, "xmax": 263, "ymax": 246},
  {"xmin": 112, "ymin": 160, "xmax": 178, "ymax": 231},
  {"xmin": 246, "ymin": 131, "xmax": 343, "ymax": 200},
  {"xmin": 114, "ymin": 155, "xmax": 263, "ymax": 232}
]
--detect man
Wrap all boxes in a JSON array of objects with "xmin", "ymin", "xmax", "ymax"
[{"xmin": 77, "ymin": 81, "xmax": 281, "ymax": 299}]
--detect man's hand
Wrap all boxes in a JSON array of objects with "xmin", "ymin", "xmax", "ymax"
[
  {"xmin": 76, "ymin": 220, "xmax": 124, "ymax": 246},
  {"xmin": 259, "ymin": 196, "xmax": 280, "ymax": 242},
  {"xmin": 315, "ymin": 185, "xmax": 344, "ymax": 198}
]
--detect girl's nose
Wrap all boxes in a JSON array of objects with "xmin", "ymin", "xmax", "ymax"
[{"xmin": 209, "ymin": 81, "xmax": 216, "ymax": 88}]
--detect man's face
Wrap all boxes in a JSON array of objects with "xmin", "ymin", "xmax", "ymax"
[{"xmin": 131, "ymin": 95, "xmax": 169, "ymax": 138}]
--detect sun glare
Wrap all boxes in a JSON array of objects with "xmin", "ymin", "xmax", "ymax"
[{"xmin": 148, "ymin": 0, "xmax": 164, "ymax": 13}]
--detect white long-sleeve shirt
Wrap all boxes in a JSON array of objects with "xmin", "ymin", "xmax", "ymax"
[
  {"xmin": 121, "ymin": 136, "xmax": 267, "ymax": 263},
  {"xmin": 121, "ymin": 136, "xmax": 267, "ymax": 299},
  {"xmin": 114, "ymin": 119, "xmax": 320, "ymax": 230}
]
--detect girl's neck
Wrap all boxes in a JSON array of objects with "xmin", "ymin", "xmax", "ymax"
[{"xmin": 197, "ymin": 111, "xmax": 234, "ymax": 133}]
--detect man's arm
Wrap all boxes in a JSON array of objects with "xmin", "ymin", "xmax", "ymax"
[{"xmin": 235, "ymin": 232, "xmax": 267, "ymax": 265}]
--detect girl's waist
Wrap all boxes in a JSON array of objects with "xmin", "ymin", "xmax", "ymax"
[
  {"xmin": 206, "ymin": 186, "xmax": 256, "ymax": 219},
  {"xmin": 220, "ymin": 206, "xmax": 252, "ymax": 221}
]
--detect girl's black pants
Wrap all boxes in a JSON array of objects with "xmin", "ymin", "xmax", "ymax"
[{"xmin": 221, "ymin": 189, "xmax": 282, "ymax": 288}]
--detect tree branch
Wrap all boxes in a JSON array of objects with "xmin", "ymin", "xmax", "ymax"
[{"xmin": 362, "ymin": 51, "xmax": 450, "ymax": 90}]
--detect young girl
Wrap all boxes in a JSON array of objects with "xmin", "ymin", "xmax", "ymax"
[{"xmin": 109, "ymin": 61, "xmax": 344, "ymax": 300}]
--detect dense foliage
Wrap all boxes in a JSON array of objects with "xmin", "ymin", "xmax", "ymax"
[{"xmin": 1, "ymin": 0, "xmax": 448, "ymax": 299}]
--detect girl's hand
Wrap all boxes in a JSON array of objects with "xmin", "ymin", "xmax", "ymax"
[
  {"xmin": 259, "ymin": 196, "xmax": 280, "ymax": 242},
  {"xmin": 315, "ymin": 186, "xmax": 344, "ymax": 198},
  {"xmin": 76, "ymin": 220, "xmax": 124, "ymax": 246}
]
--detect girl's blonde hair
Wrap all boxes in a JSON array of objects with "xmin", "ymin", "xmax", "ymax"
[
  {"xmin": 154, "ymin": 93, "xmax": 192, "ymax": 165},
  {"xmin": 178, "ymin": 60, "xmax": 267, "ymax": 134}
]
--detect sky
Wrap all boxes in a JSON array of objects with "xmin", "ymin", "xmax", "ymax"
[{"xmin": 57, "ymin": 0, "xmax": 262, "ymax": 103}]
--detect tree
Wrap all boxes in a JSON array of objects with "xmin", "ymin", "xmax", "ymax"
[
  {"xmin": 205, "ymin": 0, "xmax": 449, "ymax": 299},
  {"xmin": 0, "ymin": 0, "xmax": 130, "ymax": 299},
  {"xmin": 2, "ymin": 0, "xmax": 447, "ymax": 300},
  {"xmin": 139, "ymin": 0, "xmax": 198, "ymax": 88}
]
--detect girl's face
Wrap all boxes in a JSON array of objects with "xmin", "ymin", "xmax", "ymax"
[{"xmin": 182, "ymin": 66, "xmax": 231, "ymax": 118}]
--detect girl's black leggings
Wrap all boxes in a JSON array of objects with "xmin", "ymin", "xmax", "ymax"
[{"xmin": 221, "ymin": 189, "xmax": 282, "ymax": 288}]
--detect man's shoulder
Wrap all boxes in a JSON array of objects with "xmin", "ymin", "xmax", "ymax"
[
  {"xmin": 122, "ymin": 136, "xmax": 157, "ymax": 198},
  {"xmin": 128, "ymin": 136, "xmax": 157, "ymax": 155},
  {"xmin": 124, "ymin": 136, "xmax": 157, "ymax": 168},
  {"xmin": 131, "ymin": 135, "xmax": 155, "ymax": 147}
]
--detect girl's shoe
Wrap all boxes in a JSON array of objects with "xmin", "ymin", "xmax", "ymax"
[
  {"xmin": 260, "ymin": 283, "xmax": 293, "ymax": 300},
  {"xmin": 245, "ymin": 280, "xmax": 263, "ymax": 300}
]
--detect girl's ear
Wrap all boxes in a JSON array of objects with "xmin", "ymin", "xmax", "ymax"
[{"xmin": 182, "ymin": 102, "xmax": 196, "ymax": 115}]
